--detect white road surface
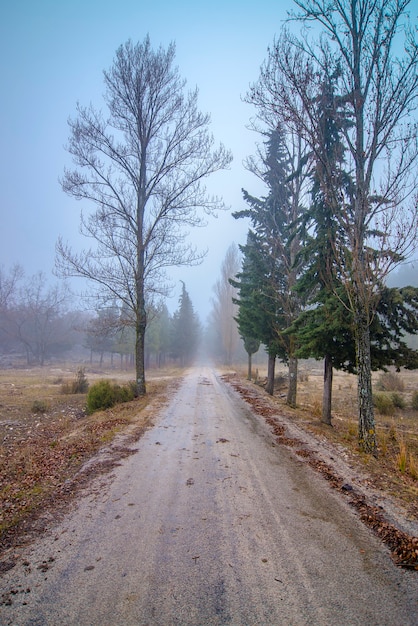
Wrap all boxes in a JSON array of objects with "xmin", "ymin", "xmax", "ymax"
[{"xmin": 0, "ymin": 367, "xmax": 417, "ymax": 625}]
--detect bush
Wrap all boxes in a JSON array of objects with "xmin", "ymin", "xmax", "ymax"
[
  {"xmin": 373, "ymin": 392, "xmax": 395, "ymax": 415},
  {"xmin": 390, "ymin": 392, "xmax": 406, "ymax": 409},
  {"xmin": 73, "ymin": 367, "xmax": 89, "ymax": 393},
  {"xmin": 376, "ymin": 371, "xmax": 405, "ymax": 392},
  {"xmin": 412, "ymin": 391, "xmax": 418, "ymax": 411},
  {"xmin": 62, "ymin": 367, "xmax": 89, "ymax": 394},
  {"xmin": 31, "ymin": 399, "xmax": 49, "ymax": 414},
  {"xmin": 86, "ymin": 380, "xmax": 136, "ymax": 414}
]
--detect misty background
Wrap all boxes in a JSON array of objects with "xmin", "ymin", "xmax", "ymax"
[{"xmin": 1, "ymin": 0, "xmax": 417, "ymax": 323}]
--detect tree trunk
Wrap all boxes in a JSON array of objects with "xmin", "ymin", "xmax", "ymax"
[
  {"xmin": 355, "ymin": 308, "xmax": 377, "ymax": 455},
  {"xmin": 247, "ymin": 353, "xmax": 252, "ymax": 380},
  {"xmin": 266, "ymin": 353, "xmax": 275, "ymax": 396},
  {"xmin": 286, "ymin": 356, "xmax": 297, "ymax": 407},
  {"xmin": 322, "ymin": 354, "xmax": 333, "ymax": 425},
  {"xmin": 135, "ymin": 305, "xmax": 147, "ymax": 396}
]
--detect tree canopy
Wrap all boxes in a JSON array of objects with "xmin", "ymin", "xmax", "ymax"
[{"xmin": 57, "ymin": 36, "xmax": 232, "ymax": 394}]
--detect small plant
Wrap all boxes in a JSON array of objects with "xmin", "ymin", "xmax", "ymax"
[
  {"xmin": 411, "ymin": 391, "xmax": 418, "ymax": 411},
  {"xmin": 388, "ymin": 423, "xmax": 397, "ymax": 442},
  {"xmin": 397, "ymin": 440, "xmax": 408, "ymax": 473},
  {"xmin": 409, "ymin": 453, "xmax": 418, "ymax": 480},
  {"xmin": 390, "ymin": 392, "xmax": 406, "ymax": 409},
  {"xmin": 73, "ymin": 367, "xmax": 89, "ymax": 393},
  {"xmin": 31, "ymin": 399, "xmax": 49, "ymax": 414},
  {"xmin": 87, "ymin": 380, "xmax": 115, "ymax": 414},
  {"xmin": 376, "ymin": 371, "xmax": 405, "ymax": 392},
  {"xmin": 373, "ymin": 392, "xmax": 394, "ymax": 416},
  {"xmin": 61, "ymin": 367, "xmax": 89, "ymax": 395}
]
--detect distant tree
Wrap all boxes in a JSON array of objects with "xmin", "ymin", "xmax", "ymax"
[
  {"xmin": 57, "ymin": 36, "xmax": 232, "ymax": 395},
  {"xmin": 145, "ymin": 303, "xmax": 171, "ymax": 368},
  {"xmin": 170, "ymin": 282, "xmax": 200, "ymax": 366},
  {"xmin": 0, "ymin": 264, "xmax": 24, "ymax": 353},
  {"xmin": 12, "ymin": 273, "xmax": 69, "ymax": 365},
  {"xmin": 85, "ymin": 306, "xmax": 120, "ymax": 365},
  {"xmin": 210, "ymin": 244, "xmax": 241, "ymax": 365}
]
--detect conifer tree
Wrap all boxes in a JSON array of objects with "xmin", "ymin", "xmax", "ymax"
[
  {"xmin": 234, "ymin": 126, "xmax": 310, "ymax": 403},
  {"xmin": 170, "ymin": 282, "xmax": 200, "ymax": 366}
]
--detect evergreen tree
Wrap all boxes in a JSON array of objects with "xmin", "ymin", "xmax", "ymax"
[
  {"xmin": 231, "ymin": 230, "xmax": 284, "ymax": 395},
  {"xmin": 170, "ymin": 282, "xmax": 200, "ymax": 366},
  {"xmin": 294, "ymin": 68, "xmax": 353, "ymax": 423},
  {"xmin": 234, "ymin": 125, "xmax": 310, "ymax": 403}
]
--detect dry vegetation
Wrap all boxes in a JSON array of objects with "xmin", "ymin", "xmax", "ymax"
[
  {"xmin": 244, "ymin": 362, "xmax": 418, "ymax": 515},
  {"xmin": 1, "ymin": 360, "xmax": 417, "ymax": 570},
  {"xmin": 223, "ymin": 362, "xmax": 418, "ymax": 569},
  {"xmin": 0, "ymin": 364, "xmax": 181, "ymax": 558}
]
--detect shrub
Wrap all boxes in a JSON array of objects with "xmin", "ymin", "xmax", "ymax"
[
  {"xmin": 72, "ymin": 367, "xmax": 89, "ymax": 393},
  {"xmin": 376, "ymin": 371, "xmax": 405, "ymax": 392},
  {"xmin": 397, "ymin": 440, "xmax": 408, "ymax": 473},
  {"xmin": 373, "ymin": 392, "xmax": 394, "ymax": 416},
  {"xmin": 86, "ymin": 380, "xmax": 136, "ymax": 414},
  {"xmin": 87, "ymin": 381, "xmax": 115, "ymax": 414},
  {"xmin": 412, "ymin": 391, "xmax": 418, "ymax": 411},
  {"xmin": 114, "ymin": 383, "xmax": 136, "ymax": 403},
  {"xmin": 61, "ymin": 367, "xmax": 89, "ymax": 394},
  {"xmin": 390, "ymin": 392, "xmax": 406, "ymax": 409},
  {"xmin": 31, "ymin": 399, "xmax": 49, "ymax": 414}
]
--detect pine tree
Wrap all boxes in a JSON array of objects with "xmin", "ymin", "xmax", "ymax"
[
  {"xmin": 170, "ymin": 282, "xmax": 200, "ymax": 366},
  {"xmin": 231, "ymin": 230, "xmax": 285, "ymax": 395},
  {"xmin": 234, "ymin": 125, "xmax": 309, "ymax": 403},
  {"xmin": 294, "ymin": 69, "xmax": 353, "ymax": 423}
]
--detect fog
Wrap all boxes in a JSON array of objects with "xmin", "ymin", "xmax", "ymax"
[
  {"xmin": 1, "ymin": 1, "xmax": 417, "ymax": 323},
  {"xmin": 0, "ymin": 0, "xmax": 280, "ymax": 321}
]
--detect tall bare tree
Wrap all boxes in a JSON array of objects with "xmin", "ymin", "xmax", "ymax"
[
  {"xmin": 249, "ymin": 0, "xmax": 418, "ymax": 453},
  {"xmin": 56, "ymin": 37, "xmax": 232, "ymax": 395},
  {"xmin": 211, "ymin": 243, "xmax": 241, "ymax": 365}
]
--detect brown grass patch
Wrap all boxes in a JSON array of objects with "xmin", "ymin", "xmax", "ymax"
[{"xmin": 0, "ymin": 365, "xmax": 181, "ymax": 554}]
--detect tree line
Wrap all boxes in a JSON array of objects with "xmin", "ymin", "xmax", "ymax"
[
  {"xmin": 0, "ymin": 267, "xmax": 201, "ymax": 368},
  {"xmin": 230, "ymin": 0, "xmax": 418, "ymax": 455}
]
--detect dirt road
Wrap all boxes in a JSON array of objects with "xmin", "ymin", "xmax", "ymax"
[{"xmin": 1, "ymin": 367, "xmax": 417, "ymax": 625}]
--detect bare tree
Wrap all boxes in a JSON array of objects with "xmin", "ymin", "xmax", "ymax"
[
  {"xmin": 249, "ymin": 1, "xmax": 418, "ymax": 453},
  {"xmin": 12, "ymin": 273, "xmax": 70, "ymax": 365},
  {"xmin": 211, "ymin": 244, "xmax": 241, "ymax": 365},
  {"xmin": 0, "ymin": 265, "xmax": 24, "ymax": 354},
  {"xmin": 56, "ymin": 37, "xmax": 232, "ymax": 395}
]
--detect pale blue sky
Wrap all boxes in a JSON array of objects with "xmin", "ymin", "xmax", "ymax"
[{"xmin": 1, "ymin": 1, "xmax": 417, "ymax": 318}]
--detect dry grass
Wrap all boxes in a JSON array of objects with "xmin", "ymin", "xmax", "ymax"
[
  {"xmin": 236, "ymin": 361, "xmax": 418, "ymax": 521},
  {"xmin": 0, "ymin": 364, "xmax": 181, "ymax": 549}
]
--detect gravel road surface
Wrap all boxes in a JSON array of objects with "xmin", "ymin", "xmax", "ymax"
[{"xmin": 1, "ymin": 367, "xmax": 417, "ymax": 625}]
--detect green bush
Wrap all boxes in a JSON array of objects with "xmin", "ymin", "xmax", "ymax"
[
  {"xmin": 412, "ymin": 391, "xmax": 418, "ymax": 411},
  {"xmin": 114, "ymin": 383, "xmax": 136, "ymax": 403},
  {"xmin": 390, "ymin": 392, "xmax": 406, "ymax": 409},
  {"xmin": 86, "ymin": 380, "xmax": 136, "ymax": 414},
  {"xmin": 373, "ymin": 392, "xmax": 395, "ymax": 416},
  {"xmin": 31, "ymin": 399, "xmax": 49, "ymax": 414}
]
